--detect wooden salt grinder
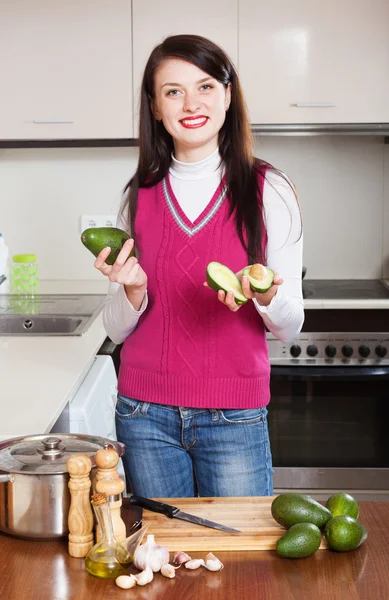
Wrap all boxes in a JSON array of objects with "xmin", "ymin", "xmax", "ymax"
[
  {"xmin": 67, "ymin": 454, "xmax": 94, "ymax": 558},
  {"xmin": 95, "ymin": 444, "xmax": 126, "ymax": 543}
]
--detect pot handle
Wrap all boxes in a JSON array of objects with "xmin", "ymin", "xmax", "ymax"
[{"xmin": 0, "ymin": 474, "xmax": 14, "ymax": 484}]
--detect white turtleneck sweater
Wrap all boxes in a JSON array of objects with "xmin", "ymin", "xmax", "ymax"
[{"xmin": 103, "ymin": 149, "xmax": 304, "ymax": 345}]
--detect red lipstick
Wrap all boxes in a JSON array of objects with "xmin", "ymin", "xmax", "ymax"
[{"xmin": 180, "ymin": 116, "xmax": 208, "ymax": 129}]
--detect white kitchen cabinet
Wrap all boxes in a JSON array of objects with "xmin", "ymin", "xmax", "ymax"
[
  {"xmin": 0, "ymin": 0, "xmax": 133, "ymax": 140},
  {"xmin": 239, "ymin": 0, "xmax": 389, "ymax": 124},
  {"xmin": 132, "ymin": 0, "xmax": 238, "ymax": 134}
]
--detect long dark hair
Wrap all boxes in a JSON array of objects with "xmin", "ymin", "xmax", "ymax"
[{"xmin": 122, "ymin": 34, "xmax": 295, "ymax": 264}]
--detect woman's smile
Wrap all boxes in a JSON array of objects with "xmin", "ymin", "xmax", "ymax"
[{"xmin": 180, "ymin": 116, "xmax": 209, "ymax": 128}]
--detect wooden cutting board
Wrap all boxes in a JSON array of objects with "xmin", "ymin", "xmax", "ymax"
[{"xmin": 140, "ymin": 496, "xmax": 328, "ymax": 551}]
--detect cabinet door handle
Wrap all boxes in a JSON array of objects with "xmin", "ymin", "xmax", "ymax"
[
  {"xmin": 292, "ymin": 103, "xmax": 336, "ymax": 108},
  {"xmin": 33, "ymin": 120, "xmax": 75, "ymax": 124}
]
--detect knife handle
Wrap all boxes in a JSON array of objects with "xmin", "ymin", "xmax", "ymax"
[{"xmin": 129, "ymin": 495, "xmax": 178, "ymax": 518}]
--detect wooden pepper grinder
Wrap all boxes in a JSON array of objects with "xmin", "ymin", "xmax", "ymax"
[
  {"xmin": 67, "ymin": 454, "xmax": 94, "ymax": 558},
  {"xmin": 95, "ymin": 444, "xmax": 126, "ymax": 543}
]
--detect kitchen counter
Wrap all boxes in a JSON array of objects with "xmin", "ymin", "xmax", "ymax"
[
  {"xmin": 0, "ymin": 501, "xmax": 388, "ymax": 600},
  {"xmin": 0, "ymin": 280, "xmax": 109, "ymax": 440},
  {"xmin": 1, "ymin": 276, "xmax": 388, "ymax": 442}
]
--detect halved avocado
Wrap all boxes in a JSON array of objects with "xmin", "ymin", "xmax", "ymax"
[
  {"xmin": 206, "ymin": 262, "xmax": 248, "ymax": 305},
  {"xmin": 242, "ymin": 263, "xmax": 274, "ymax": 293}
]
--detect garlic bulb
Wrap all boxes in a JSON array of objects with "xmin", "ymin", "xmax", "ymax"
[
  {"xmin": 173, "ymin": 551, "xmax": 192, "ymax": 565},
  {"xmin": 161, "ymin": 563, "xmax": 176, "ymax": 578},
  {"xmin": 184, "ymin": 558, "xmax": 205, "ymax": 570},
  {"xmin": 115, "ymin": 574, "xmax": 137, "ymax": 589},
  {"xmin": 133, "ymin": 534, "xmax": 170, "ymax": 572},
  {"xmin": 134, "ymin": 565, "xmax": 154, "ymax": 586},
  {"xmin": 204, "ymin": 552, "xmax": 224, "ymax": 571}
]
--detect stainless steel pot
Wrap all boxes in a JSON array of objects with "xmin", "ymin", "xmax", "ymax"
[{"xmin": 0, "ymin": 433, "xmax": 124, "ymax": 540}]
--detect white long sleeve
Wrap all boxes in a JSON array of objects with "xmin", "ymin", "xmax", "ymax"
[
  {"xmin": 102, "ymin": 282, "xmax": 148, "ymax": 344},
  {"xmin": 102, "ymin": 210, "xmax": 148, "ymax": 345},
  {"xmin": 253, "ymin": 170, "xmax": 304, "ymax": 343},
  {"xmin": 102, "ymin": 151, "xmax": 304, "ymax": 345}
]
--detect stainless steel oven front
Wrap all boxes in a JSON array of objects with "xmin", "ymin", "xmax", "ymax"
[{"xmin": 267, "ymin": 308, "xmax": 389, "ymax": 501}]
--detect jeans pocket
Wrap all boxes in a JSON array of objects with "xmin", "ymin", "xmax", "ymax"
[
  {"xmin": 115, "ymin": 395, "xmax": 143, "ymax": 420},
  {"xmin": 218, "ymin": 407, "xmax": 266, "ymax": 425}
]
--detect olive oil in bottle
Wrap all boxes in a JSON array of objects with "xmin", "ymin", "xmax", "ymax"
[
  {"xmin": 85, "ymin": 493, "xmax": 133, "ymax": 579},
  {"xmin": 85, "ymin": 547, "xmax": 133, "ymax": 579}
]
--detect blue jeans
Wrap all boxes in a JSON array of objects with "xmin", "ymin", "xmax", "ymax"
[{"xmin": 115, "ymin": 396, "xmax": 274, "ymax": 497}]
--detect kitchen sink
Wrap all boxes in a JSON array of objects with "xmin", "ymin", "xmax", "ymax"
[
  {"xmin": 0, "ymin": 294, "xmax": 106, "ymax": 336},
  {"xmin": 0, "ymin": 315, "xmax": 91, "ymax": 335}
]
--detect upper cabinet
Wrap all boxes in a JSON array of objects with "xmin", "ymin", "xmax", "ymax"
[
  {"xmin": 132, "ymin": 0, "xmax": 238, "ymax": 135},
  {"xmin": 0, "ymin": 0, "xmax": 133, "ymax": 140},
  {"xmin": 1, "ymin": 0, "xmax": 388, "ymax": 142},
  {"xmin": 238, "ymin": 0, "xmax": 389, "ymax": 124}
]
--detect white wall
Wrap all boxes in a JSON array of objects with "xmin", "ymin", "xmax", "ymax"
[
  {"xmin": 255, "ymin": 136, "xmax": 386, "ymax": 279},
  {"xmin": 0, "ymin": 147, "xmax": 138, "ymax": 281},
  {"xmin": 0, "ymin": 136, "xmax": 387, "ymax": 281}
]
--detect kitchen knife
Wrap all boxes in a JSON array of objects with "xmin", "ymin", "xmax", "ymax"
[{"xmin": 129, "ymin": 495, "xmax": 240, "ymax": 533}]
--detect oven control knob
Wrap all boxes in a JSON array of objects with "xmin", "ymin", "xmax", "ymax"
[
  {"xmin": 325, "ymin": 345, "xmax": 337, "ymax": 358},
  {"xmin": 375, "ymin": 345, "xmax": 387, "ymax": 358},
  {"xmin": 358, "ymin": 345, "xmax": 371, "ymax": 358},
  {"xmin": 342, "ymin": 345, "xmax": 353, "ymax": 358},
  {"xmin": 290, "ymin": 345, "xmax": 301, "ymax": 358},
  {"xmin": 306, "ymin": 344, "xmax": 318, "ymax": 357}
]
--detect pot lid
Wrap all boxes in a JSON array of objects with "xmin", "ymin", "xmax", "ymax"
[{"xmin": 0, "ymin": 434, "xmax": 124, "ymax": 474}]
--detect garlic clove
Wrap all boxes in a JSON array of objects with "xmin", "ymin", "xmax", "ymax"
[
  {"xmin": 173, "ymin": 551, "xmax": 192, "ymax": 565},
  {"xmin": 115, "ymin": 574, "xmax": 137, "ymax": 589},
  {"xmin": 184, "ymin": 558, "xmax": 206, "ymax": 570},
  {"xmin": 134, "ymin": 565, "xmax": 154, "ymax": 586},
  {"xmin": 204, "ymin": 552, "xmax": 224, "ymax": 571},
  {"xmin": 161, "ymin": 563, "xmax": 176, "ymax": 578}
]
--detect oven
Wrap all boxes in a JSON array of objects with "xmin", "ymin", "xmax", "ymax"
[{"xmin": 267, "ymin": 280, "xmax": 389, "ymax": 501}]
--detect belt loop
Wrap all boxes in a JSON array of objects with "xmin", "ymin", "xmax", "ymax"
[
  {"xmin": 140, "ymin": 402, "xmax": 149, "ymax": 415},
  {"xmin": 210, "ymin": 409, "xmax": 219, "ymax": 422}
]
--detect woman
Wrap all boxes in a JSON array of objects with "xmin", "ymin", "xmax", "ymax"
[{"xmin": 95, "ymin": 34, "xmax": 304, "ymax": 498}]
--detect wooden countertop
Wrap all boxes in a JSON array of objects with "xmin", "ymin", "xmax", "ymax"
[{"xmin": 0, "ymin": 501, "xmax": 389, "ymax": 600}]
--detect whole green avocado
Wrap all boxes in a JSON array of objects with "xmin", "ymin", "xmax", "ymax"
[
  {"xmin": 271, "ymin": 493, "xmax": 332, "ymax": 529},
  {"xmin": 276, "ymin": 522, "xmax": 322, "ymax": 558},
  {"xmin": 325, "ymin": 515, "xmax": 368, "ymax": 552},
  {"xmin": 81, "ymin": 227, "xmax": 133, "ymax": 265}
]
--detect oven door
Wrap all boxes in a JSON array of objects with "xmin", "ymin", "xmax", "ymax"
[{"xmin": 269, "ymin": 366, "xmax": 389, "ymax": 500}]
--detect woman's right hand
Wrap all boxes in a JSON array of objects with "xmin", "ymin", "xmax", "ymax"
[{"xmin": 94, "ymin": 238, "xmax": 147, "ymax": 310}]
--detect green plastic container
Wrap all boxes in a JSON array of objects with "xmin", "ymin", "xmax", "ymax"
[{"xmin": 11, "ymin": 254, "xmax": 39, "ymax": 295}]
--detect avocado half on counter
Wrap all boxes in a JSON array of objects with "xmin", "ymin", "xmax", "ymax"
[{"xmin": 81, "ymin": 227, "xmax": 134, "ymax": 265}]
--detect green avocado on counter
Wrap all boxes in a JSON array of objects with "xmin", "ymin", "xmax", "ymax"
[
  {"xmin": 81, "ymin": 227, "xmax": 133, "ymax": 265},
  {"xmin": 242, "ymin": 263, "xmax": 274, "ymax": 293},
  {"xmin": 206, "ymin": 262, "xmax": 248, "ymax": 305},
  {"xmin": 276, "ymin": 522, "xmax": 322, "ymax": 558},
  {"xmin": 271, "ymin": 493, "xmax": 333, "ymax": 529},
  {"xmin": 324, "ymin": 515, "xmax": 367, "ymax": 552},
  {"xmin": 326, "ymin": 492, "xmax": 359, "ymax": 519}
]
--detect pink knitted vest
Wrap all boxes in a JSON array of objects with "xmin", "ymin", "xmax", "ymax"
[{"xmin": 118, "ymin": 170, "xmax": 270, "ymax": 409}]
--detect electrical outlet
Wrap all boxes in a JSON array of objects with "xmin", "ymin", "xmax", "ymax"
[
  {"xmin": 99, "ymin": 214, "xmax": 117, "ymax": 228},
  {"xmin": 80, "ymin": 215, "xmax": 98, "ymax": 232},
  {"xmin": 80, "ymin": 214, "xmax": 117, "ymax": 233}
]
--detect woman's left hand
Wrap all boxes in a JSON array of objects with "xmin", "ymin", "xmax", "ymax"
[
  {"xmin": 204, "ymin": 271, "xmax": 283, "ymax": 312},
  {"xmin": 240, "ymin": 272, "xmax": 284, "ymax": 307}
]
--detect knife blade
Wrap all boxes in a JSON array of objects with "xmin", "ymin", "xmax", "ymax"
[{"xmin": 129, "ymin": 495, "xmax": 240, "ymax": 533}]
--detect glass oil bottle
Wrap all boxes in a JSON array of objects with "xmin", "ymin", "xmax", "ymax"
[{"xmin": 85, "ymin": 492, "xmax": 132, "ymax": 579}]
